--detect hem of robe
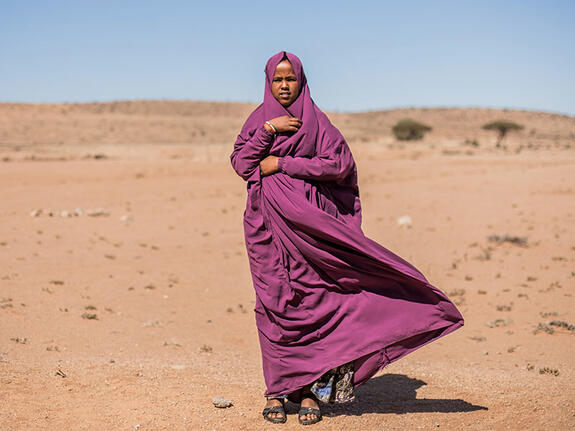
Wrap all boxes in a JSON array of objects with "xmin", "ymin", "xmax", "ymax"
[{"xmin": 262, "ymin": 318, "xmax": 464, "ymax": 399}]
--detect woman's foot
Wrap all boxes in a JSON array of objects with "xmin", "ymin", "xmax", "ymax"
[
  {"xmin": 262, "ymin": 397, "xmax": 286, "ymax": 423},
  {"xmin": 298, "ymin": 386, "xmax": 322, "ymax": 425}
]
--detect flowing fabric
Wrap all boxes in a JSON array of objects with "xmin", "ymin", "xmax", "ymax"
[{"xmin": 230, "ymin": 51, "xmax": 464, "ymax": 399}]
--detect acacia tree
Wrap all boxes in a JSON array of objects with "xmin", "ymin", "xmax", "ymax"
[
  {"xmin": 392, "ymin": 118, "xmax": 432, "ymax": 141},
  {"xmin": 482, "ymin": 120, "xmax": 524, "ymax": 148}
]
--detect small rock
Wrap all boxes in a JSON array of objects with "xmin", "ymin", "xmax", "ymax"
[
  {"xmin": 212, "ymin": 396, "xmax": 233, "ymax": 408},
  {"xmin": 397, "ymin": 215, "xmax": 412, "ymax": 228},
  {"xmin": 86, "ymin": 208, "xmax": 110, "ymax": 217}
]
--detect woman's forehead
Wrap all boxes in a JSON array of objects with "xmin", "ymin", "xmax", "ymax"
[{"xmin": 273, "ymin": 60, "xmax": 296, "ymax": 76}]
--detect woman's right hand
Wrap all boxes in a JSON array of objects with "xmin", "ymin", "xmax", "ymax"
[{"xmin": 266, "ymin": 115, "xmax": 302, "ymax": 134}]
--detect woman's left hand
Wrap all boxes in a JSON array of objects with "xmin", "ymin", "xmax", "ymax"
[{"xmin": 259, "ymin": 155, "xmax": 280, "ymax": 176}]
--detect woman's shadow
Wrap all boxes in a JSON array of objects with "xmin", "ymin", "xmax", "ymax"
[{"xmin": 287, "ymin": 373, "xmax": 488, "ymax": 417}]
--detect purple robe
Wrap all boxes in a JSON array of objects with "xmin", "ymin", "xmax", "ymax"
[{"xmin": 230, "ymin": 51, "xmax": 464, "ymax": 398}]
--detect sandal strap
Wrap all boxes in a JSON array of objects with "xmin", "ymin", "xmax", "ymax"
[
  {"xmin": 263, "ymin": 406, "xmax": 286, "ymax": 416},
  {"xmin": 299, "ymin": 406, "xmax": 321, "ymax": 414}
]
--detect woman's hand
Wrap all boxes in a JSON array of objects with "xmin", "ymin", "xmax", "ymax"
[
  {"xmin": 266, "ymin": 115, "xmax": 302, "ymax": 134},
  {"xmin": 259, "ymin": 155, "xmax": 280, "ymax": 177}
]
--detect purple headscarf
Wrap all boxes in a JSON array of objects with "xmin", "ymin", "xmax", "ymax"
[{"xmin": 262, "ymin": 51, "xmax": 319, "ymax": 151}]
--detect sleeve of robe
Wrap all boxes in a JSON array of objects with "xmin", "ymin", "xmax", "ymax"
[
  {"xmin": 230, "ymin": 123, "xmax": 275, "ymax": 181},
  {"xmin": 277, "ymin": 123, "xmax": 355, "ymax": 183}
]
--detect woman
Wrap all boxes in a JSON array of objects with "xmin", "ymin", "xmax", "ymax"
[{"xmin": 230, "ymin": 51, "xmax": 464, "ymax": 425}]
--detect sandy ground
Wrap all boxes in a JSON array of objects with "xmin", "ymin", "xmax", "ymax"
[{"xmin": 1, "ymin": 103, "xmax": 574, "ymax": 430}]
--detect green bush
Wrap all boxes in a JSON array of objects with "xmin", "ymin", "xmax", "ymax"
[
  {"xmin": 482, "ymin": 120, "xmax": 524, "ymax": 147},
  {"xmin": 392, "ymin": 118, "xmax": 432, "ymax": 141}
]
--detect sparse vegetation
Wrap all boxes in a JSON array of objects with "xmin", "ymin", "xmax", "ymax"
[
  {"xmin": 533, "ymin": 323, "xmax": 555, "ymax": 334},
  {"xmin": 486, "ymin": 318, "xmax": 512, "ymax": 328},
  {"xmin": 549, "ymin": 320, "xmax": 575, "ymax": 331},
  {"xmin": 0, "ymin": 297, "xmax": 13, "ymax": 309},
  {"xmin": 496, "ymin": 303, "xmax": 513, "ymax": 311},
  {"xmin": 487, "ymin": 234, "xmax": 528, "ymax": 247},
  {"xmin": 482, "ymin": 120, "xmax": 524, "ymax": 148},
  {"xmin": 532, "ymin": 320, "xmax": 574, "ymax": 334},
  {"xmin": 447, "ymin": 288, "xmax": 466, "ymax": 305},
  {"xmin": 539, "ymin": 367, "xmax": 559, "ymax": 376},
  {"xmin": 392, "ymin": 118, "xmax": 432, "ymax": 141},
  {"xmin": 463, "ymin": 139, "xmax": 479, "ymax": 147},
  {"xmin": 472, "ymin": 246, "xmax": 492, "ymax": 261}
]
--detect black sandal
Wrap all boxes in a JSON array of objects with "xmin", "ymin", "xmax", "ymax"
[
  {"xmin": 298, "ymin": 406, "xmax": 322, "ymax": 425},
  {"xmin": 298, "ymin": 393, "xmax": 322, "ymax": 425},
  {"xmin": 262, "ymin": 397, "xmax": 287, "ymax": 424}
]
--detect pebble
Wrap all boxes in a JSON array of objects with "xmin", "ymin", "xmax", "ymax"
[
  {"xmin": 397, "ymin": 215, "xmax": 412, "ymax": 227},
  {"xmin": 212, "ymin": 396, "xmax": 233, "ymax": 408}
]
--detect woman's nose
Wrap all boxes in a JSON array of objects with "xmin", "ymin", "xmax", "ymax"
[{"xmin": 280, "ymin": 79, "xmax": 289, "ymax": 89}]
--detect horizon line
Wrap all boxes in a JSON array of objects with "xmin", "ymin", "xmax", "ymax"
[{"xmin": 0, "ymin": 98, "xmax": 573, "ymax": 118}]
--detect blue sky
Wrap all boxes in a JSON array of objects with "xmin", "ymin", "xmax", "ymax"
[{"xmin": 1, "ymin": 0, "xmax": 574, "ymax": 115}]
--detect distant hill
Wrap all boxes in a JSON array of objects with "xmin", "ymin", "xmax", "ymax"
[{"xmin": 1, "ymin": 100, "xmax": 573, "ymax": 149}]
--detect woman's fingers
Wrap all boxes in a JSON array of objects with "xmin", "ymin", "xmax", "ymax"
[
  {"xmin": 288, "ymin": 118, "xmax": 302, "ymax": 128},
  {"xmin": 269, "ymin": 115, "xmax": 302, "ymax": 133}
]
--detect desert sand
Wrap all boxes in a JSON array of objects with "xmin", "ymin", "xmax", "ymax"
[{"xmin": 1, "ymin": 101, "xmax": 574, "ymax": 430}]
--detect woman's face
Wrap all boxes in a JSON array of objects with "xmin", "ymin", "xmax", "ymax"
[{"xmin": 271, "ymin": 59, "xmax": 299, "ymax": 107}]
